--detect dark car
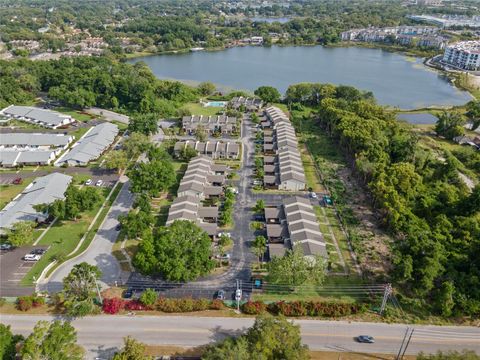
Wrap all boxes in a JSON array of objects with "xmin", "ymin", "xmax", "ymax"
[
  {"xmin": 115, "ymin": 223, "xmax": 122, "ymax": 231},
  {"xmin": 30, "ymin": 249, "xmax": 47, "ymax": 255},
  {"xmin": 216, "ymin": 290, "xmax": 225, "ymax": 300},
  {"xmin": 0, "ymin": 243, "xmax": 13, "ymax": 251},
  {"xmin": 12, "ymin": 177, "xmax": 23, "ymax": 185},
  {"xmin": 356, "ymin": 335, "xmax": 375, "ymax": 343},
  {"xmin": 123, "ymin": 289, "xmax": 133, "ymax": 299},
  {"xmin": 253, "ymin": 214, "xmax": 265, "ymax": 221}
]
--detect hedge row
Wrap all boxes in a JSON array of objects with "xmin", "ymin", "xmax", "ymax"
[
  {"xmin": 102, "ymin": 297, "xmax": 225, "ymax": 314},
  {"xmin": 241, "ymin": 300, "xmax": 366, "ymax": 317},
  {"xmin": 16, "ymin": 294, "xmax": 45, "ymax": 311}
]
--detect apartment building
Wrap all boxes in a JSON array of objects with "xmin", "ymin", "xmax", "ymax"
[
  {"xmin": 182, "ymin": 115, "xmax": 238, "ymax": 136},
  {"xmin": 442, "ymin": 41, "xmax": 480, "ymax": 70},
  {"xmin": 174, "ymin": 140, "xmax": 240, "ymax": 159},
  {"xmin": 0, "ymin": 105, "xmax": 75, "ymax": 129}
]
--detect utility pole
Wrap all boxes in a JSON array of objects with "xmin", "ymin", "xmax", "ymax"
[
  {"xmin": 396, "ymin": 327, "xmax": 414, "ymax": 360},
  {"xmin": 379, "ymin": 283, "xmax": 392, "ymax": 315}
]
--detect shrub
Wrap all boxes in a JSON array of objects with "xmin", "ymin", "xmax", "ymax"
[
  {"xmin": 156, "ymin": 297, "xmax": 211, "ymax": 313},
  {"xmin": 124, "ymin": 300, "xmax": 147, "ymax": 311},
  {"xmin": 241, "ymin": 301, "xmax": 267, "ymax": 315},
  {"xmin": 210, "ymin": 299, "xmax": 225, "ymax": 310},
  {"xmin": 139, "ymin": 288, "xmax": 158, "ymax": 308},
  {"xmin": 17, "ymin": 296, "xmax": 33, "ymax": 311},
  {"xmin": 0, "ymin": 297, "xmax": 6, "ymax": 307},
  {"xmin": 267, "ymin": 300, "xmax": 365, "ymax": 317},
  {"xmin": 103, "ymin": 297, "xmax": 125, "ymax": 314}
]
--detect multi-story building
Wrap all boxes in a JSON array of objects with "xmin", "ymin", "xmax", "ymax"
[{"xmin": 442, "ymin": 41, "xmax": 480, "ymax": 70}]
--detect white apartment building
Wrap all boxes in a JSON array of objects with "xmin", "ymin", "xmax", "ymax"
[{"xmin": 442, "ymin": 41, "xmax": 480, "ymax": 71}]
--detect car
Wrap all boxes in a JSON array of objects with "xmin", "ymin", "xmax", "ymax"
[
  {"xmin": 253, "ymin": 214, "xmax": 265, "ymax": 221},
  {"xmin": 95, "ymin": 179, "xmax": 103, "ymax": 187},
  {"xmin": 0, "ymin": 244, "xmax": 12, "ymax": 251},
  {"xmin": 356, "ymin": 335, "xmax": 375, "ymax": 343},
  {"xmin": 218, "ymin": 232, "xmax": 231, "ymax": 238},
  {"xmin": 30, "ymin": 249, "xmax": 46, "ymax": 255},
  {"xmin": 23, "ymin": 254, "xmax": 41, "ymax": 261},
  {"xmin": 310, "ymin": 192, "xmax": 318, "ymax": 199},
  {"xmin": 123, "ymin": 289, "xmax": 133, "ymax": 299},
  {"xmin": 12, "ymin": 177, "xmax": 22, "ymax": 185},
  {"xmin": 115, "ymin": 223, "xmax": 122, "ymax": 231},
  {"xmin": 253, "ymin": 180, "xmax": 262, "ymax": 186},
  {"xmin": 216, "ymin": 290, "xmax": 225, "ymax": 300},
  {"xmin": 227, "ymin": 187, "xmax": 239, "ymax": 195},
  {"xmin": 235, "ymin": 289, "xmax": 242, "ymax": 301},
  {"xmin": 85, "ymin": 179, "xmax": 93, "ymax": 185}
]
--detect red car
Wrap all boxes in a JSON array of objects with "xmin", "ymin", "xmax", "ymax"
[{"xmin": 12, "ymin": 177, "xmax": 23, "ymax": 185}]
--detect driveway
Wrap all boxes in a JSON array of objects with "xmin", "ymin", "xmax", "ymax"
[{"xmin": 39, "ymin": 178, "xmax": 134, "ymax": 293}]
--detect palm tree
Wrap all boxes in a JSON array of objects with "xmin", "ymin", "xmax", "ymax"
[{"xmin": 252, "ymin": 235, "xmax": 267, "ymax": 263}]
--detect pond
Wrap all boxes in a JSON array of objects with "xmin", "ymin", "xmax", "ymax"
[
  {"xmin": 129, "ymin": 46, "xmax": 472, "ymax": 109},
  {"xmin": 397, "ymin": 112, "xmax": 439, "ymax": 125}
]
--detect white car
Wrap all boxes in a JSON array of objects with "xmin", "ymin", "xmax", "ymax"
[
  {"xmin": 23, "ymin": 254, "xmax": 41, "ymax": 261},
  {"xmin": 310, "ymin": 192, "xmax": 318, "ymax": 199},
  {"xmin": 227, "ymin": 187, "xmax": 239, "ymax": 195},
  {"xmin": 95, "ymin": 180, "xmax": 103, "ymax": 187},
  {"xmin": 218, "ymin": 232, "xmax": 231, "ymax": 238},
  {"xmin": 85, "ymin": 179, "xmax": 93, "ymax": 186}
]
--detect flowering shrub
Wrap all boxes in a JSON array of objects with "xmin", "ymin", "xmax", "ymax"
[
  {"xmin": 266, "ymin": 301, "xmax": 365, "ymax": 317},
  {"xmin": 102, "ymin": 297, "xmax": 125, "ymax": 314},
  {"xmin": 156, "ymin": 297, "xmax": 212, "ymax": 313},
  {"xmin": 209, "ymin": 299, "xmax": 225, "ymax": 310},
  {"xmin": 241, "ymin": 301, "xmax": 267, "ymax": 315},
  {"xmin": 31, "ymin": 295, "xmax": 45, "ymax": 307},
  {"xmin": 124, "ymin": 300, "xmax": 147, "ymax": 311},
  {"xmin": 16, "ymin": 296, "xmax": 33, "ymax": 311}
]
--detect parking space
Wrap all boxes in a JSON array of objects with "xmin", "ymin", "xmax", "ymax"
[{"xmin": 0, "ymin": 246, "xmax": 48, "ymax": 297}]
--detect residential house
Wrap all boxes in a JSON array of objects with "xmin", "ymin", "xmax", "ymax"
[
  {"xmin": 0, "ymin": 105, "xmax": 75, "ymax": 129},
  {"xmin": 174, "ymin": 140, "xmax": 240, "ymax": 159},
  {"xmin": 182, "ymin": 115, "xmax": 238, "ymax": 136}
]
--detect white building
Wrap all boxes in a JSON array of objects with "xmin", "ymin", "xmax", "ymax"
[
  {"xmin": 442, "ymin": 41, "xmax": 480, "ymax": 70},
  {"xmin": 0, "ymin": 106, "xmax": 74, "ymax": 129}
]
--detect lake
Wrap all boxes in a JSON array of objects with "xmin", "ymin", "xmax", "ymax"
[
  {"xmin": 397, "ymin": 112, "xmax": 438, "ymax": 125},
  {"xmin": 129, "ymin": 46, "xmax": 472, "ymax": 109}
]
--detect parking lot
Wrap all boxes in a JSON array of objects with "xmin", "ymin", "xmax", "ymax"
[{"xmin": 0, "ymin": 246, "xmax": 48, "ymax": 297}]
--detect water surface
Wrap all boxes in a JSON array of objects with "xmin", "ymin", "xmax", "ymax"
[
  {"xmin": 397, "ymin": 113, "xmax": 438, "ymax": 125},
  {"xmin": 130, "ymin": 46, "xmax": 471, "ymax": 109}
]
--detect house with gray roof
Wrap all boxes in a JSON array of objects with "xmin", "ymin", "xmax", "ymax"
[
  {"xmin": 0, "ymin": 150, "xmax": 56, "ymax": 167},
  {"xmin": 55, "ymin": 122, "xmax": 119, "ymax": 166},
  {"xmin": 264, "ymin": 196, "xmax": 327, "ymax": 260},
  {"xmin": 174, "ymin": 140, "xmax": 240, "ymax": 159},
  {"xmin": 0, "ymin": 173, "xmax": 72, "ymax": 233},
  {"xmin": 0, "ymin": 105, "xmax": 74, "ymax": 129},
  {"xmin": 0, "ymin": 133, "xmax": 73, "ymax": 150}
]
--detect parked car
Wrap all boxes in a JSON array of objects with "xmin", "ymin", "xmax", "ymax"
[
  {"xmin": 30, "ymin": 249, "xmax": 47, "ymax": 255},
  {"xmin": 253, "ymin": 214, "xmax": 265, "ymax": 221},
  {"xmin": 218, "ymin": 232, "xmax": 231, "ymax": 238},
  {"xmin": 85, "ymin": 179, "xmax": 93, "ymax": 186},
  {"xmin": 23, "ymin": 254, "xmax": 41, "ymax": 261},
  {"xmin": 115, "ymin": 223, "xmax": 122, "ymax": 231},
  {"xmin": 235, "ymin": 289, "xmax": 242, "ymax": 301},
  {"xmin": 12, "ymin": 177, "xmax": 22, "ymax": 185},
  {"xmin": 216, "ymin": 290, "xmax": 225, "ymax": 300},
  {"xmin": 356, "ymin": 335, "xmax": 375, "ymax": 343},
  {"xmin": 310, "ymin": 192, "xmax": 318, "ymax": 199},
  {"xmin": 0, "ymin": 243, "xmax": 12, "ymax": 251},
  {"xmin": 123, "ymin": 289, "xmax": 133, "ymax": 299},
  {"xmin": 253, "ymin": 180, "xmax": 262, "ymax": 186},
  {"xmin": 95, "ymin": 179, "xmax": 104, "ymax": 187}
]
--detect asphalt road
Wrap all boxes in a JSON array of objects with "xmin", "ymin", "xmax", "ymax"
[
  {"xmin": 2, "ymin": 315, "xmax": 479, "ymax": 359},
  {"xmin": 38, "ymin": 178, "xmax": 134, "ymax": 293}
]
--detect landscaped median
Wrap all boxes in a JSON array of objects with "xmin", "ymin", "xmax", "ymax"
[{"xmin": 20, "ymin": 182, "xmax": 123, "ymax": 286}]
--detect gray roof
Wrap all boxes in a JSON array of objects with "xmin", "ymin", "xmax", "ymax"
[
  {"xmin": 1, "ymin": 106, "xmax": 73, "ymax": 127},
  {"xmin": 0, "ymin": 173, "xmax": 72, "ymax": 231},
  {"xmin": 0, "ymin": 150, "xmax": 54, "ymax": 166},
  {"xmin": 0, "ymin": 133, "xmax": 72, "ymax": 147},
  {"xmin": 56, "ymin": 123, "xmax": 118, "ymax": 166}
]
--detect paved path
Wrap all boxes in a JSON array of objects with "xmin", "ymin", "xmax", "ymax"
[
  {"xmin": 39, "ymin": 178, "xmax": 133, "ymax": 293},
  {"xmin": 2, "ymin": 315, "xmax": 479, "ymax": 359}
]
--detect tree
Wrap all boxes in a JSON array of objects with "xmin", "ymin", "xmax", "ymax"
[
  {"xmin": 0, "ymin": 324, "xmax": 20, "ymax": 360},
  {"xmin": 113, "ymin": 337, "xmax": 152, "ymax": 360},
  {"xmin": 133, "ymin": 220, "xmax": 214, "ymax": 281},
  {"xmin": 180, "ymin": 145, "xmax": 198, "ymax": 161},
  {"xmin": 252, "ymin": 235, "xmax": 267, "ymax": 262},
  {"xmin": 128, "ymin": 113, "xmax": 158, "ymax": 136},
  {"xmin": 254, "ymin": 86, "xmax": 281, "ymax": 104},
  {"xmin": 7, "ymin": 221, "xmax": 36, "ymax": 246},
  {"xmin": 21, "ymin": 320, "xmax": 84, "ymax": 360},
  {"xmin": 119, "ymin": 210, "xmax": 153, "ymax": 239},
  {"xmin": 62, "ymin": 262, "xmax": 101, "ymax": 317},
  {"xmin": 123, "ymin": 133, "xmax": 150, "ymax": 159},
  {"xmin": 105, "ymin": 150, "xmax": 128, "ymax": 173},
  {"xmin": 253, "ymin": 199, "xmax": 265, "ymax": 214},
  {"xmin": 203, "ymin": 314, "xmax": 309, "ymax": 360},
  {"xmin": 435, "ymin": 280, "xmax": 455, "ymax": 317},
  {"xmin": 267, "ymin": 247, "xmax": 326, "ymax": 287},
  {"xmin": 466, "ymin": 100, "xmax": 480, "ymax": 131},
  {"xmin": 128, "ymin": 159, "xmax": 176, "ymax": 196},
  {"xmin": 435, "ymin": 111, "xmax": 465, "ymax": 140},
  {"xmin": 139, "ymin": 288, "xmax": 157, "ymax": 307},
  {"xmin": 198, "ymin": 81, "xmax": 216, "ymax": 96},
  {"xmin": 195, "ymin": 124, "xmax": 207, "ymax": 142}
]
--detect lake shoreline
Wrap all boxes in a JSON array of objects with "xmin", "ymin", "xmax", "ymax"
[{"xmin": 127, "ymin": 45, "xmax": 472, "ymax": 110}]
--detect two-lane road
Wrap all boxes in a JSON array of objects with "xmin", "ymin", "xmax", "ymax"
[{"xmin": 2, "ymin": 315, "xmax": 479, "ymax": 359}]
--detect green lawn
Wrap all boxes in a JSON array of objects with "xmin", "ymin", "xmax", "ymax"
[
  {"xmin": 54, "ymin": 107, "xmax": 94, "ymax": 123},
  {"xmin": 301, "ymin": 146, "xmax": 324, "ymax": 192},
  {"xmin": 0, "ymin": 178, "xmax": 34, "ymax": 209},
  {"xmin": 181, "ymin": 102, "xmax": 222, "ymax": 116},
  {"xmin": 4, "ymin": 120, "xmax": 44, "ymax": 130},
  {"xmin": 70, "ymin": 126, "xmax": 91, "ymax": 141}
]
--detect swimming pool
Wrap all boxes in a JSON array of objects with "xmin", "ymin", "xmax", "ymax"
[{"xmin": 204, "ymin": 101, "xmax": 227, "ymax": 107}]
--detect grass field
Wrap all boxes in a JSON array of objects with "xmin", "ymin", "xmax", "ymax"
[
  {"xmin": 54, "ymin": 107, "xmax": 94, "ymax": 122},
  {"xmin": 0, "ymin": 178, "xmax": 34, "ymax": 209},
  {"xmin": 180, "ymin": 102, "xmax": 223, "ymax": 116}
]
